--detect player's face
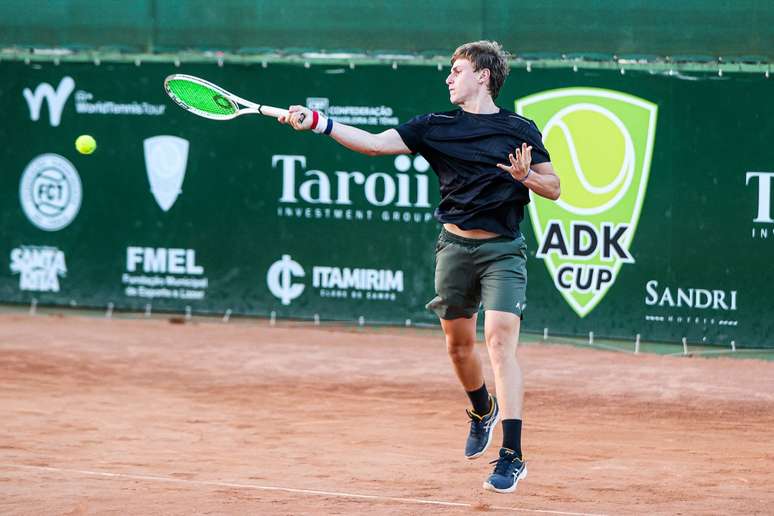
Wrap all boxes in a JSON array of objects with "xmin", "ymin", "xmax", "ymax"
[{"xmin": 446, "ymin": 58, "xmax": 486, "ymax": 105}]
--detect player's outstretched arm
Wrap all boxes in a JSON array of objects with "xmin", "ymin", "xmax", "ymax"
[
  {"xmin": 278, "ymin": 105, "xmax": 410, "ymax": 156},
  {"xmin": 496, "ymin": 143, "xmax": 561, "ymax": 200},
  {"xmin": 526, "ymin": 162, "xmax": 561, "ymax": 200}
]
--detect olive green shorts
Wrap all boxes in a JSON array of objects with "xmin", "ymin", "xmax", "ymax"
[{"xmin": 426, "ymin": 228, "xmax": 528, "ymax": 320}]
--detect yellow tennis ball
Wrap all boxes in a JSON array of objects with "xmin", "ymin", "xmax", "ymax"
[{"xmin": 75, "ymin": 134, "xmax": 97, "ymax": 155}]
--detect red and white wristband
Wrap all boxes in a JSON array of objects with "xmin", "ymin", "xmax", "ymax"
[{"xmin": 310, "ymin": 111, "xmax": 334, "ymax": 135}]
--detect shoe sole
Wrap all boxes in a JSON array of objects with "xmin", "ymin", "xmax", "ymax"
[
  {"xmin": 465, "ymin": 409, "xmax": 500, "ymax": 460},
  {"xmin": 482, "ymin": 465, "xmax": 528, "ymax": 494}
]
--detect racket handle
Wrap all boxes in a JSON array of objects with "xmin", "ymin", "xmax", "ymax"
[{"xmin": 259, "ymin": 105, "xmax": 289, "ymax": 118}]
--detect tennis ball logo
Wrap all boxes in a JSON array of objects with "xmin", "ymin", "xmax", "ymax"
[{"xmin": 544, "ymin": 104, "xmax": 634, "ymax": 215}]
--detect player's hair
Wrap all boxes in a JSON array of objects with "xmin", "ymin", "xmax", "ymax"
[{"xmin": 451, "ymin": 40, "xmax": 511, "ymax": 100}]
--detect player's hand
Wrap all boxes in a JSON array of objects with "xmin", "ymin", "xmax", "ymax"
[
  {"xmin": 497, "ymin": 142, "xmax": 532, "ymax": 182},
  {"xmin": 278, "ymin": 105, "xmax": 312, "ymax": 131}
]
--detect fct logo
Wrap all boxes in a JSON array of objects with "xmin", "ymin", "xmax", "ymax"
[
  {"xmin": 267, "ymin": 255, "xmax": 306, "ymax": 305},
  {"xmin": 19, "ymin": 154, "xmax": 82, "ymax": 231}
]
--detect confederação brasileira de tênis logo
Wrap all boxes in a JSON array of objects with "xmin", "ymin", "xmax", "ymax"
[{"xmin": 516, "ymin": 88, "xmax": 658, "ymax": 317}]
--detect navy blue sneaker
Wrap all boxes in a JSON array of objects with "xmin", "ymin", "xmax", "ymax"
[
  {"xmin": 483, "ymin": 447, "xmax": 527, "ymax": 493},
  {"xmin": 464, "ymin": 395, "xmax": 499, "ymax": 459}
]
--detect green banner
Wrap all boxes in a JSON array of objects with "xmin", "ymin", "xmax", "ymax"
[
  {"xmin": 1, "ymin": 61, "xmax": 772, "ymax": 347},
  {"xmin": 2, "ymin": 1, "xmax": 773, "ymax": 60}
]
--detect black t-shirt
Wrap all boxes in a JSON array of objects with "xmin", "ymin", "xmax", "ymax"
[{"xmin": 395, "ymin": 107, "xmax": 550, "ymax": 237}]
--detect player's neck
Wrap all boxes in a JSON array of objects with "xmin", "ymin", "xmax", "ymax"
[{"xmin": 459, "ymin": 94, "xmax": 498, "ymax": 115}]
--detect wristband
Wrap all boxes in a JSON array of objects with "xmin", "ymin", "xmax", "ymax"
[
  {"xmin": 311, "ymin": 110, "xmax": 330, "ymax": 134},
  {"xmin": 324, "ymin": 117, "xmax": 334, "ymax": 135},
  {"xmin": 520, "ymin": 168, "xmax": 533, "ymax": 183}
]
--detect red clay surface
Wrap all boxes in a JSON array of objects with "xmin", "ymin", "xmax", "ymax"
[{"xmin": 1, "ymin": 313, "xmax": 773, "ymax": 515}]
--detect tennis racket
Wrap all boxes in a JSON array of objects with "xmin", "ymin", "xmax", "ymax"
[{"xmin": 163, "ymin": 74, "xmax": 303, "ymax": 123}]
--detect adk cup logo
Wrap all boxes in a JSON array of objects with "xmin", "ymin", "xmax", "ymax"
[
  {"xmin": 516, "ymin": 88, "xmax": 658, "ymax": 317},
  {"xmin": 19, "ymin": 154, "xmax": 82, "ymax": 231}
]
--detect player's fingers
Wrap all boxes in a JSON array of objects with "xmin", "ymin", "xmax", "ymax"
[
  {"xmin": 509, "ymin": 153, "xmax": 518, "ymax": 166},
  {"xmin": 289, "ymin": 105, "xmax": 301, "ymax": 113},
  {"xmin": 496, "ymin": 163, "xmax": 511, "ymax": 172}
]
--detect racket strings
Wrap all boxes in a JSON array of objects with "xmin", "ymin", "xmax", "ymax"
[{"xmin": 167, "ymin": 79, "xmax": 237, "ymax": 116}]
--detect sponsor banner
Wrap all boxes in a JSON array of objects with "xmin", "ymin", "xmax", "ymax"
[
  {"xmin": 10, "ymin": 245, "xmax": 67, "ymax": 292},
  {"xmin": 144, "ymin": 135, "xmax": 190, "ymax": 211},
  {"xmin": 643, "ymin": 280, "xmax": 740, "ymax": 330},
  {"xmin": 273, "ymin": 154, "xmax": 434, "ymax": 224},
  {"xmin": 23, "ymin": 76, "xmax": 165, "ymax": 127},
  {"xmin": 747, "ymin": 171, "xmax": 774, "ymax": 240},
  {"xmin": 1, "ymin": 61, "xmax": 773, "ymax": 346},
  {"xmin": 19, "ymin": 154, "xmax": 82, "ymax": 231},
  {"xmin": 518, "ymin": 87, "xmax": 657, "ymax": 318},
  {"xmin": 122, "ymin": 247, "xmax": 208, "ymax": 301},
  {"xmin": 267, "ymin": 254, "xmax": 404, "ymax": 306},
  {"xmin": 306, "ymin": 97, "xmax": 399, "ymax": 126}
]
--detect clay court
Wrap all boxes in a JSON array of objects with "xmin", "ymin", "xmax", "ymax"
[{"xmin": 1, "ymin": 313, "xmax": 773, "ymax": 515}]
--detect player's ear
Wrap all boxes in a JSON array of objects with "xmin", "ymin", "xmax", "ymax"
[{"xmin": 478, "ymin": 68, "xmax": 490, "ymax": 85}]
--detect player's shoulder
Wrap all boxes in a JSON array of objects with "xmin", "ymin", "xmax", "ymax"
[
  {"xmin": 409, "ymin": 109, "xmax": 461, "ymax": 124},
  {"xmin": 428, "ymin": 109, "xmax": 462, "ymax": 119},
  {"xmin": 497, "ymin": 107, "xmax": 541, "ymax": 133}
]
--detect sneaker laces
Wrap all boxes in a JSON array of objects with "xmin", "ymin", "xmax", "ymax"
[
  {"xmin": 466, "ymin": 409, "xmax": 486, "ymax": 434},
  {"xmin": 489, "ymin": 454, "xmax": 521, "ymax": 476}
]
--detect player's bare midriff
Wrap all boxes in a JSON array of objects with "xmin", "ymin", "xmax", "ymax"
[{"xmin": 443, "ymin": 223, "xmax": 502, "ymax": 239}]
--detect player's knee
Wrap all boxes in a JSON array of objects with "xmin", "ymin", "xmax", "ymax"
[
  {"xmin": 485, "ymin": 333, "xmax": 516, "ymax": 362},
  {"xmin": 446, "ymin": 337, "xmax": 475, "ymax": 363}
]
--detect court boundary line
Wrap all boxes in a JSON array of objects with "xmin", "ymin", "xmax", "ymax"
[{"xmin": 1, "ymin": 463, "xmax": 606, "ymax": 516}]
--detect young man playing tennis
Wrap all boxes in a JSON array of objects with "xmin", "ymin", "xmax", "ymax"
[{"xmin": 279, "ymin": 40, "xmax": 560, "ymax": 494}]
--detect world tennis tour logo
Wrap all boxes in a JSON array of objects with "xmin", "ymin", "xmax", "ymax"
[
  {"xmin": 23, "ymin": 77, "xmax": 75, "ymax": 127},
  {"xmin": 23, "ymin": 76, "xmax": 166, "ymax": 127},
  {"xmin": 19, "ymin": 154, "xmax": 82, "ymax": 231},
  {"xmin": 516, "ymin": 88, "xmax": 658, "ymax": 317}
]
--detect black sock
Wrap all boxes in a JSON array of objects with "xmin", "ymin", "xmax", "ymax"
[
  {"xmin": 502, "ymin": 419, "xmax": 522, "ymax": 458},
  {"xmin": 466, "ymin": 383, "xmax": 491, "ymax": 416}
]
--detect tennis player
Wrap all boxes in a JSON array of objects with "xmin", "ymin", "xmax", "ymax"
[{"xmin": 279, "ymin": 40, "xmax": 560, "ymax": 494}]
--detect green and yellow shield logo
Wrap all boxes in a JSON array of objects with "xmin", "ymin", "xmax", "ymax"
[{"xmin": 516, "ymin": 88, "xmax": 657, "ymax": 317}]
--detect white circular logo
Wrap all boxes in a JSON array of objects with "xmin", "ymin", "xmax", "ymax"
[
  {"xmin": 19, "ymin": 154, "xmax": 82, "ymax": 231},
  {"xmin": 266, "ymin": 254, "xmax": 306, "ymax": 305}
]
